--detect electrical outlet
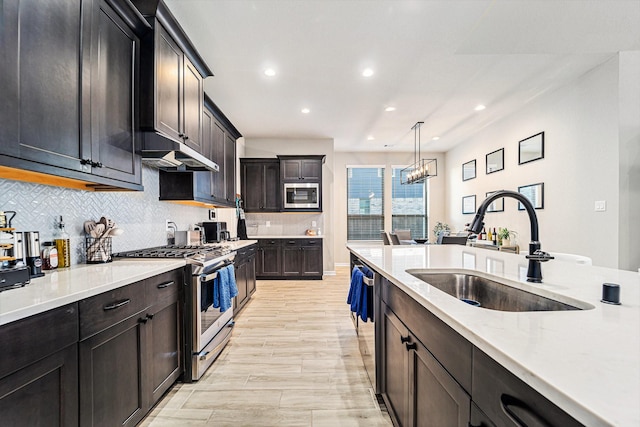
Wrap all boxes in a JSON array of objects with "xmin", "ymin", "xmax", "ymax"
[
  {"xmin": 594, "ymin": 200, "xmax": 606, "ymax": 212},
  {"xmin": 208, "ymin": 209, "xmax": 217, "ymax": 220},
  {"xmin": 165, "ymin": 220, "xmax": 172, "ymax": 231},
  {"xmin": 266, "ymin": 221, "xmax": 271, "ymax": 227},
  {"xmin": 311, "ymin": 221, "xmax": 317, "ymax": 227}
]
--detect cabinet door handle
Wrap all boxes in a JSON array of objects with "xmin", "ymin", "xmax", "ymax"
[
  {"xmin": 500, "ymin": 394, "xmax": 551, "ymax": 427},
  {"xmin": 400, "ymin": 335, "xmax": 411, "ymax": 343},
  {"xmin": 288, "ymin": 240, "xmax": 296, "ymax": 244},
  {"xmin": 103, "ymin": 299, "xmax": 130, "ymax": 311},
  {"xmin": 157, "ymin": 281, "xmax": 174, "ymax": 289},
  {"xmin": 405, "ymin": 342, "xmax": 417, "ymax": 351}
]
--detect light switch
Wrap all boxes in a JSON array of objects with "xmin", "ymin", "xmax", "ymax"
[{"xmin": 595, "ymin": 200, "xmax": 606, "ymax": 212}]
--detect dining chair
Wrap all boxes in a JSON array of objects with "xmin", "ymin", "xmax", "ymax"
[
  {"xmin": 381, "ymin": 232, "xmax": 391, "ymax": 245},
  {"xmin": 393, "ymin": 229, "xmax": 412, "ymax": 241},
  {"xmin": 389, "ymin": 233, "xmax": 401, "ymax": 245}
]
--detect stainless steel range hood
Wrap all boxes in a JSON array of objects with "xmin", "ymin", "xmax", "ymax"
[{"xmin": 141, "ymin": 132, "xmax": 219, "ymax": 172}]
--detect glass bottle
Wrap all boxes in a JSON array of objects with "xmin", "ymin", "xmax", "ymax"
[{"xmin": 55, "ymin": 215, "xmax": 71, "ymax": 268}]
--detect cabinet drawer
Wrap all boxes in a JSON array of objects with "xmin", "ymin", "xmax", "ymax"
[
  {"xmin": 472, "ymin": 348, "xmax": 582, "ymax": 427},
  {"xmin": 79, "ymin": 282, "xmax": 147, "ymax": 340},
  {"xmin": 146, "ymin": 268, "xmax": 182, "ymax": 303},
  {"xmin": 0, "ymin": 303, "xmax": 78, "ymax": 378},
  {"xmin": 381, "ymin": 277, "xmax": 472, "ymax": 393},
  {"xmin": 258, "ymin": 239, "xmax": 282, "ymax": 247},
  {"xmin": 302, "ymin": 238, "xmax": 322, "ymax": 247}
]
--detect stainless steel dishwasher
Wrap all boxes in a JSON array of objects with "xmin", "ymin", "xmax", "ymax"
[{"xmin": 349, "ymin": 261, "xmax": 380, "ymax": 394}]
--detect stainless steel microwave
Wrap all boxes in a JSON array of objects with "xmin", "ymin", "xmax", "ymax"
[{"xmin": 283, "ymin": 183, "xmax": 319, "ymax": 209}]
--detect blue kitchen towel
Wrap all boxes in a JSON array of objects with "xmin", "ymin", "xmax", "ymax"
[
  {"xmin": 214, "ymin": 264, "xmax": 238, "ymax": 313},
  {"xmin": 348, "ymin": 266, "xmax": 364, "ymax": 314}
]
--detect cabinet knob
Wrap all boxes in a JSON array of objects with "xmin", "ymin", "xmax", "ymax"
[
  {"xmin": 178, "ymin": 133, "xmax": 185, "ymax": 138},
  {"xmin": 80, "ymin": 158, "xmax": 92, "ymax": 165},
  {"xmin": 405, "ymin": 342, "xmax": 417, "ymax": 351},
  {"xmin": 91, "ymin": 161, "xmax": 103, "ymax": 168},
  {"xmin": 400, "ymin": 335, "xmax": 411, "ymax": 343},
  {"xmin": 146, "ymin": 313, "xmax": 154, "ymax": 320},
  {"xmin": 183, "ymin": 135, "xmax": 189, "ymax": 140},
  {"xmin": 138, "ymin": 317, "xmax": 149, "ymax": 324}
]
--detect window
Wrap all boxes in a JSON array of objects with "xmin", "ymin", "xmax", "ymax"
[
  {"xmin": 392, "ymin": 167, "xmax": 427, "ymax": 239},
  {"xmin": 347, "ymin": 167, "xmax": 384, "ymax": 240}
]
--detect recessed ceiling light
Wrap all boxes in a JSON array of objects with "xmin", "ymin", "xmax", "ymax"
[
  {"xmin": 367, "ymin": 135, "xmax": 374, "ymax": 141},
  {"xmin": 432, "ymin": 136, "xmax": 440, "ymax": 141},
  {"xmin": 362, "ymin": 68, "xmax": 374, "ymax": 77},
  {"xmin": 474, "ymin": 104, "xmax": 486, "ymax": 111},
  {"xmin": 301, "ymin": 108, "xmax": 311, "ymax": 114},
  {"xmin": 264, "ymin": 68, "xmax": 276, "ymax": 77},
  {"xmin": 385, "ymin": 106, "xmax": 396, "ymax": 112}
]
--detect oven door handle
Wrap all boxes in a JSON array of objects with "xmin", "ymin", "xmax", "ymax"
[{"xmin": 201, "ymin": 261, "xmax": 234, "ymax": 282}]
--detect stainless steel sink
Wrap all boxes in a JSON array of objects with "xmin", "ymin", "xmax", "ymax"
[{"xmin": 408, "ymin": 271, "xmax": 589, "ymax": 312}]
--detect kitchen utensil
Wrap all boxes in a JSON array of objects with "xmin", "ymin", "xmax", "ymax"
[
  {"xmin": 24, "ymin": 231, "xmax": 44, "ymax": 278},
  {"xmin": 92, "ymin": 223, "xmax": 105, "ymax": 238},
  {"xmin": 107, "ymin": 227, "xmax": 124, "ymax": 237},
  {"xmin": 84, "ymin": 220, "xmax": 98, "ymax": 235}
]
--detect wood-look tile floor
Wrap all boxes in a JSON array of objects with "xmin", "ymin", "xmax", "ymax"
[{"xmin": 141, "ymin": 266, "xmax": 392, "ymax": 427}]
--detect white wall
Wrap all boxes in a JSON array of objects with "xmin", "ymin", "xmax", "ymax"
[
  {"xmin": 243, "ymin": 138, "xmax": 335, "ymax": 273},
  {"xmin": 618, "ymin": 51, "xmax": 640, "ymax": 272},
  {"xmin": 445, "ymin": 55, "xmax": 637, "ymax": 269},
  {"xmin": 333, "ymin": 151, "xmax": 446, "ymax": 265}
]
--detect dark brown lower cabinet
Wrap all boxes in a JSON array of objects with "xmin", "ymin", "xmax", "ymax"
[
  {"xmin": 381, "ymin": 306, "xmax": 470, "ymax": 427},
  {"xmin": 79, "ymin": 312, "xmax": 148, "ymax": 427},
  {"xmin": 259, "ymin": 238, "xmax": 322, "ymax": 279},
  {"xmin": 376, "ymin": 274, "xmax": 584, "ymax": 427},
  {"xmin": 0, "ymin": 344, "xmax": 78, "ymax": 427},
  {"xmin": 79, "ymin": 268, "xmax": 183, "ymax": 427},
  {"xmin": 234, "ymin": 244, "xmax": 257, "ymax": 315},
  {"xmin": 0, "ymin": 303, "xmax": 79, "ymax": 427}
]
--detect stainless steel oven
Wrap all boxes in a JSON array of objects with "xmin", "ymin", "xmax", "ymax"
[
  {"xmin": 190, "ymin": 252, "xmax": 236, "ymax": 380},
  {"xmin": 283, "ymin": 182, "xmax": 319, "ymax": 209},
  {"xmin": 113, "ymin": 244, "xmax": 237, "ymax": 382}
]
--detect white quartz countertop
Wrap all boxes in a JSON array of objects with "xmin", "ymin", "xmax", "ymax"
[
  {"xmin": 0, "ymin": 242, "xmax": 259, "ymax": 327},
  {"xmin": 347, "ymin": 243, "xmax": 640, "ymax": 427},
  {"xmin": 248, "ymin": 235, "xmax": 324, "ymax": 239},
  {"xmin": 0, "ymin": 259, "xmax": 186, "ymax": 327}
]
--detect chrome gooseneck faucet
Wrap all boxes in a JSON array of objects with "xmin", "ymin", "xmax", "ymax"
[{"xmin": 468, "ymin": 190, "xmax": 553, "ymax": 283}]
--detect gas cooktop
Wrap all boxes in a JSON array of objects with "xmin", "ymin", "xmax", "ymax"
[{"xmin": 113, "ymin": 244, "xmax": 233, "ymax": 266}]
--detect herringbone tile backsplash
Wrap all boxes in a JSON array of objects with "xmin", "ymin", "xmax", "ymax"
[{"xmin": 0, "ymin": 166, "xmax": 232, "ymax": 264}]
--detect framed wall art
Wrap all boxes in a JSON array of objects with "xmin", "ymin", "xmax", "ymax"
[
  {"xmin": 519, "ymin": 132, "xmax": 544, "ymax": 164},
  {"xmin": 462, "ymin": 159, "xmax": 476, "ymax": 181},
  {"xmin": 485, "ymin": 190, "xmax": 504, "ymax": 212},
  {"xmin": 462, "ymin": 195, "xmax": 476, "ymax": 214},
  {"xmin": 518, "ymin": 182, "xmax": 544, "ymax": 210},
  {"xmin": 486, "ymin": 148, "xmax": 504, "ymax": 174}
]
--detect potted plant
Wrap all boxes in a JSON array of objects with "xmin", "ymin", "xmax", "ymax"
[
  {"xmin": 498, "ymin": 228, "xmax": 517, "ymax": 246},
  {"xmin": 432, "ymin": 222, "xmax": 451, "ymax": 239}
]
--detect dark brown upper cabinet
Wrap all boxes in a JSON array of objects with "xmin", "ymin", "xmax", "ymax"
[
  {"xmin": 279, "ymin": 155, "xmax": 324, "ymax": 182},
  {"xmin": 241, "ymin": 159, "xmax": 281, "ymax": 212},
  {"xmin": 206, "ymin": 94, "xmax": 241, "ymax": 207},
  {"xmin": 135, "ymin": 0, "xmax": 212, "ymax": 155},
  {"xmin": 0, "ymin": 0, "xmax": 147, "ymax": 190}
]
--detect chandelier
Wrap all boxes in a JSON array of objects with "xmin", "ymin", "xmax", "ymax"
[{"xmin": 400, "ymin": 122, "xmax": 437, "ymax": 185}]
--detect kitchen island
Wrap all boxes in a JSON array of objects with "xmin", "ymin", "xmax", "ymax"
[{"xmin": 347, "ymin": 243, "xmax": 639, "ymax": 427}]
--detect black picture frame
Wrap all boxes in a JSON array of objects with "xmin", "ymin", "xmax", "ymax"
[
  {"xmin": 519, "ymin": 132, "xmax": 545, "ymax": 165},
  {"xmin": 462, "ymin": 159, "xmax": 476, "ymax": 181},
  {"xmin": 485, "ymin": 191, "xmax": 504, "ymax": 212},
  {"xmin": 486, "ymin": 148, "xmax": 504, "ymax": 174},
  {"xmin": 518, "ymin": 182, "xmax": 544, "ymax": 210},
  {"xmin": 462, "ymin": 195, "xmax": 476, "ymax": 214}
]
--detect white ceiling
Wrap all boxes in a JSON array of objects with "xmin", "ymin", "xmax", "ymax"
[{"xmin": 164, "ymin": 0, "xmax": 640, "ymax": 153}]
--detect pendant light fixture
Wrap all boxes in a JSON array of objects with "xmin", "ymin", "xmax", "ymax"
[{"xmin": 400, "ymin": 122, "xmax": 437, "ymax": 185}]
